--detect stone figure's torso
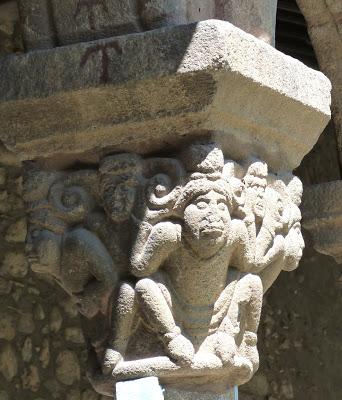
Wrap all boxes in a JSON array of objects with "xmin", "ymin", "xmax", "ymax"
[{"xmin": 164, "ymin": 244, "xmax": 234, "ymax": 307}]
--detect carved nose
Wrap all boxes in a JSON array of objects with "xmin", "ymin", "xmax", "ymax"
[{"xmin": 207, "ymin": 212, "xmax": 220, "ymax": 223}]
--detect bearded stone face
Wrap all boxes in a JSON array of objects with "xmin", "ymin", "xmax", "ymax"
[
  {"xmin": 183, "ymin": 190, "xmax": 231, "ymax": 258},
  {"xmin": 26, "ymin": 226, "xmax": 61, "ymax": 276}
]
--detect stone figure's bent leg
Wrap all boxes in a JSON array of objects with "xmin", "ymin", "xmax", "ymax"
[
  {"xmin": 199, "ymin": 280, "xmax": 239, "ymax": 366},
  {"xmin": 103, "ymin": 282, "xmax": 137, "ymax": 373},
  {"xmin": 226, "ymin": 274, "xmax": 263, "ymax": 375},
  {"xmin": 135, "ymin": 277, "xmax": 195, "ymax": 365}
]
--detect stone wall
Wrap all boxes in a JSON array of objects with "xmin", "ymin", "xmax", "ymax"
[
  {"xmin": 0, "ymin": 144, "xmax": 109, "ymax": 400},
  {"xmin": 0, "ymin": 2, "xmax": 341, "ymax": 400}
]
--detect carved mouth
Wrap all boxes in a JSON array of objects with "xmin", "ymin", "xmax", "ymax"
[{"xmin": 200, "ymin": 227, "xmax": 224, "ymax": 238}]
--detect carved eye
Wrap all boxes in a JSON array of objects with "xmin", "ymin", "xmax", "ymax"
[
  {"xmin": 196, "ymin": 201, "xmax": 208, "ymax": 209},
  {"xmin": 218, "ymin": 202, "xmax": 228, "ymax": 211}
]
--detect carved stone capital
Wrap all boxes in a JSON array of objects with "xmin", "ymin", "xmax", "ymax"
[
  {"xmin": 1, "ymin": 14, "xmax": 331, "ymax": 400},
  {"xmin": 23, "ymin": 142, "xmax": 307, "ymax": 396}
]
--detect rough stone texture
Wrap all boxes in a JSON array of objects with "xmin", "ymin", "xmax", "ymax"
[
  {"xmin": 0, "ymin": 1, "xmax": 23, "ymax": 54},
  {"xmin": 0, "ymin": 3, "xmax": 340, "ymax": 400},
  {"xmin": 17, "ymin": 0, "xmax": 187, "ymax": 49},
  {"xmin": 0, "ymin": 344, "xmax": 18, "ymax": 381},
  {"xmin": 0, "ymin": 157, "xmax": 105, "ymax": 400},
  {"xmin": 301, "ymin": 180, "xmax": 342, "ymax": 263},
  {"xmin": 242, "ymin": 244, "xmax": 342, "ymax": 400},
  {"xmin": 23, "ymin": 142, "xmax": 306, "ymax": 396},
  {"xmin": 17, "ymin": 0, "xmax": 277, "ymax": 50},
  {"xmin": 56, "ymin": 351, "xmax": 81, "ymax": 385},
  {"xmin": 0, "ymin": 20, "xmax": 331, "ymax": 171},
  {"xmin": 187, "ymin": 0, "xmax": 278, "ymax": 45},
  {"xmin": 297, "ymin": 0, "xmax": 342, "ymax": 167},
  {"xmin": 0, "ymin": 139, "xmax": 340, "ymax": 399}
]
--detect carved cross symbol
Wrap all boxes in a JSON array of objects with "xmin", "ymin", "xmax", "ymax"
[
  {"xmin": 75, "ymin": 0, "xmax": 109, "ymax": 30},
  {"xmin": 80, "ymin": 41, "xmax": 123, "ymax": 84}
]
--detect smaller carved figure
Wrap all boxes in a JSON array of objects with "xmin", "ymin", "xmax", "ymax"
[
  {"xmin": 27, "ymin": 226, "xmax": 117, "ymax": 319},
  {"xmin": 25, "ymin": 169, "xmax": 118, "ymax": 353},
  {"xmin": 25, "ymin": 142, "xmax": 304, "ymax": 395},
  {"xmin": 259, "ymin": 176, "xmax": 304, "ymax": 292}
]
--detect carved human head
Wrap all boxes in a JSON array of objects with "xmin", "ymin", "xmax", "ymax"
[
  {"xmin": 174, "ymin": 143, "xmax": 233, "ymax": 258},
  {"xmin": 181, "ymin": 184, "xmax": 232, "ymax": 258},
  {"xmin": 26, "ymin": 225, "xmax": 62, "ymax": 276},
  {"xmin": 243, "ymin": 161, "xmax": 268, "ymax": 221}
]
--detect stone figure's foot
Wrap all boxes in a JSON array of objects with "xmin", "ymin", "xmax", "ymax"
[
  {"xmin": 163, "ymin": 328, "xmax": 195, "ymax": 365},
  {"xmin": 231, "ymin": 355, "xmax": 254, "ymax": 385},
  {"xmin": 239, "ymin": 331, "xmax": 259, "ymax": 373},
  {"xmin": 213, "ymin": 332, "xmax": 237, "ymax": 366},
  {"xmin": 102, "ymin": 348, "xmax": 123, "ymax": 375}
]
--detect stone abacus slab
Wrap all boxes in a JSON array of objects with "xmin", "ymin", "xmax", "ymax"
[{"xmin": 0, "ymin": 19, "xmax": 331, "ymax": 170}]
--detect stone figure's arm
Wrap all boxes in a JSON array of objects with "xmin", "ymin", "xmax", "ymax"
[
  {"xmin": 130, "ymin": 221, "xmax": 182, "ymax": 277},
  {"xmin": 230, "ymin": 218, "xmax": 256, "ymax": 272},
  {"xmin": 253, "ymin": 227, "xmax": 285, "ymax": 273},
  {"xmin": 63, "ymin": 228, "xmax": 118, "ymax": 317},
  {"xmin": 231, "ymin": 218, "xmax": 284, "ymax": 273},
  {"xmin": 258, "ymin": 259, "xmax": 283, "ymax": 293}
]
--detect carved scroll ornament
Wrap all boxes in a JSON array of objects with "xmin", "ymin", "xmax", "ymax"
[{"xmin": 24, "ymin": 142, "xmax": 304, "ymax": 395}]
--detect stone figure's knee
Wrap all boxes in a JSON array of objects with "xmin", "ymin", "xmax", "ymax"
[
  {"xmin": 135, "ymin": 278, "xmax": 158, "ymax": 296},
  {"xmin": 117, "ymin": 282, "xmax": 136, "ymax": 313},
  {"xmin": 240, "ymin": 273, "xmax": 262, "ymax": 292},
  {"xmin": 119, "ymin": 282, "xmax": 135, "ymax": 299}
]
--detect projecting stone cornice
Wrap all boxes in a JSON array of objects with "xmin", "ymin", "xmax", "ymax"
[{"xmin": 0, "ymin": 19, "xmax": 331, "ymax": 171}]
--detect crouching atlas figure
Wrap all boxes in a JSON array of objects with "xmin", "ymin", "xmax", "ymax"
[{"xmin": 24, "ymin": 142, "xmax": 304, "ymax": 395}]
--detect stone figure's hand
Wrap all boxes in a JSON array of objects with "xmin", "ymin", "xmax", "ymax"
[
  {"xmin": 254, "ymin": 234, "xmax": 285, "ymax": 271},
  {"xmin": 75, "ymin": 294, "xmax": 99, "ymax": 319},
  {"xmin": 102, "ymin": 348, "xmax": 123, "ymax": 375},
  {"xmin": 151, "ymin": 221, "xmax": 182, "ymax": 245},
  {"xmin": 130, "ymin": 221, "xmax": 181, "ymax": 277},
  {"xmin": 212, "ymin": 332, "xmax": 237, "ymax": 366},
  {"xmin": 163, "ymin": 327, "xmax": 194, "ymax": 366},
  {"xmin": 235, "ymin": 331, "xmax": 259, "ymax": 382},
  {"xmin": 272, "ymin": 234, "xmax": 285, "ymax": 255}
]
